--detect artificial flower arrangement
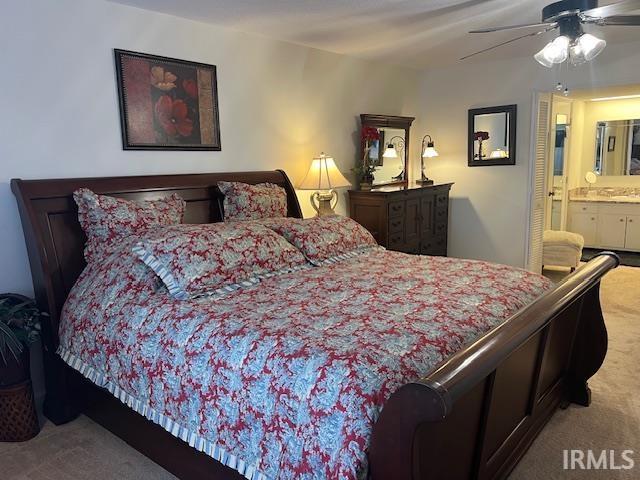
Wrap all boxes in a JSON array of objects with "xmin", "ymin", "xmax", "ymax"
[{"xmin": 353, "ymin": 126, "xmax": 381, "ymax": 188}]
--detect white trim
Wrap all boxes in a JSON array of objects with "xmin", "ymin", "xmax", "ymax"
[{"xmin": 525, "ymin": 91, "xmax": 541, "ymax": 270}]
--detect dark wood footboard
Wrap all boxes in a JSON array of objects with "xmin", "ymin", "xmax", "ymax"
[{"xmin": 369, "ymin": 252, "xmax": 618, "ymax": 480}]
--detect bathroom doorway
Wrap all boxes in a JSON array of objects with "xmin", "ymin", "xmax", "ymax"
[{"xmin": 528, "ymin": 84, "xmax": 640, "ymax": 275}]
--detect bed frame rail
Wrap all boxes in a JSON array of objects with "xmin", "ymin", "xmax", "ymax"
[{"xmin": 369, "ymin": 252, "xmax": 618, "ymax": 480}]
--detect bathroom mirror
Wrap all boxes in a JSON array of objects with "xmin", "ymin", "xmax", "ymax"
[
  {"xmin": 594, "ymin": 119, "xmax": 640, "ymax": 176},
  {"xmin": 468, "ymin": 105, "xmax": 517, "ymax": 166},
  {"xmin": 360, "ymin": 114, "xmax": 415, "ymax": 186}
]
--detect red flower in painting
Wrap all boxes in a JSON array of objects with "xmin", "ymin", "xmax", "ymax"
[
  {"xmin": 183, "ymin": 79, "xmax": 198, "ymax": 99},
  {"xmin": 155, "ymin": 96, "xmax": 194, "ymax": 137}
]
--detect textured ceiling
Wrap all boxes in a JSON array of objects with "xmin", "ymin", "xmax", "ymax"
[{"xmin": 110, "ymin": 0, "xmax": 640, "ymax": 69}]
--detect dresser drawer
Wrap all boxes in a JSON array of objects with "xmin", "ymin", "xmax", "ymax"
[
  {"xmin": 388, "ymin": 231, "xmax": 404, "ymax": 248},
  {"xmin": 435, "ymin": 221, "xmax": 447, "ymax": 236},
  {"xmin": 421, "ymin": 236, "xmax": 447, "ymax": 256},
  {"xmin": 435, "ymin": 207, "xmax": 448, "ymax": 222},
  {"xmin": 388, "ymin": 216, "xmax": 404, "ymax": 234},
  {"xmin": 388, "ymin": 200, "xmax": 405, "ymax": 217}
]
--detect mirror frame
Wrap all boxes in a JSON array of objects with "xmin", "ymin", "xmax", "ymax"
[
  {"xmin": 468, "ymin": 104, "xmax": 517, "ymax": 167},
  {"xmin": 360, "ymin": 114, "xmax": 415, "ymax": 186}
]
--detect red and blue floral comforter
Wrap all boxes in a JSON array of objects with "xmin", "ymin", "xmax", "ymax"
[{"xmin": 59, "ymin": 247, "xmax": 552, "ymax": 480}]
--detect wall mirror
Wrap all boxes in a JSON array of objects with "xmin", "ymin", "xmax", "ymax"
[
  {"xmin": 468, "ymin": 105, "xmax": 517, "ymax": 166},
  {"xmin": 360, "ymin": 114, "xmax": 415, "ymax": 186},
  {"xmin": 594, "ymin": 119, "xmax": 640, "ymax": 176}
]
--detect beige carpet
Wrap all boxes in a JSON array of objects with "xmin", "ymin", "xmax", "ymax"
[{"xmin": 1, "ymin": 267, "xmax": 638, "ymax": 479}]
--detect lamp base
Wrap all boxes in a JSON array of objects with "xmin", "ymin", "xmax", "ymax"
[
  {"xmin": 416, "ymin": 176, "xmax": 434, "ymax": 186},
  {"xmin": 311, "ymin": 190, "xmax": 339, "ymax": 216}
]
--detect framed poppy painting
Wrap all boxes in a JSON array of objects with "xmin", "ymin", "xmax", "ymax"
[{"xmin": 114, "ymin": 49, "xmax": 221, "ymax": 150}]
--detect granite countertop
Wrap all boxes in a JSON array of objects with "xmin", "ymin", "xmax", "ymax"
[{"xmin": 570, "ymin": 195, "xmax": 640, "ymax": 204}]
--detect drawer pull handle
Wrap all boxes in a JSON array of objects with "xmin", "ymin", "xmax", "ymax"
[{"xmin": 620, "ymin": 218, "xmax": 625, "ymax": 222}]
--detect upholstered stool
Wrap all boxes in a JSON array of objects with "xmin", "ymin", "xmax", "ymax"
[{"xmin": 543, "ymin": 230, "xmax": 585, "ymax": 271}]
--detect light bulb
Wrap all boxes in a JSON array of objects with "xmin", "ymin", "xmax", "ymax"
[
  {"xmin": 534, "ymin": 36, "xmax": 569, "ymax": 68},
  {"xmin": 570, "ymin": 33, "xmax": 606, "ymax": 65}
]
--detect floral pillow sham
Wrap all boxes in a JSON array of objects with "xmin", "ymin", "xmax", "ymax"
[
  {"xmin": 132, "ymin": 222, "xmax": 307, "ymax": 300},
  {"xmin": 74, "ymin": 188, "xmax": 186, "ymax": 263},
  {"xmin": 259, "ymin": 215, "xmax": 379, "ymax": 266},
  {"xmin": 218, "ymin": 181, "xmax": 287, "ymax": 221}
]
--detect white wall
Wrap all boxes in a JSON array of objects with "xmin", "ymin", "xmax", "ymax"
[
  {"xmin": 0, "ymin": 0, "xmax": 419, "ymax": 295},
  {"xmin": 414, "ymin": 40, "xmax": 640, "ymax": 267}
]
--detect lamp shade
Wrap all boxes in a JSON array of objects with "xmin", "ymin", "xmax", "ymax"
[
  {"xmin": 422, "ymin": 145, "xmax": 439, "ymax": 158},
  {"xmin": 382, "ymin": 144, "xmax": 398, "ymax": 158},
  {"xmin": 489, "ymin": 148, "xmax": 508, "ymax": 159},
  {"xmin": 298, "ymin": 153, "xmax": 351, "ymax": 191}
]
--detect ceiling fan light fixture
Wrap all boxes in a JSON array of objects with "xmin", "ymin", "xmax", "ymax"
[
  {"xmin": 534, "ymin": 35, "xmax": 570, "ymax": 67},
  {"xmin": 577, "ymin": 33, "xmax": 606, "ymax": 61}
]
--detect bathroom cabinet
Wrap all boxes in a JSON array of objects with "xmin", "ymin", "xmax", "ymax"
[{"xmin": 568, "ymin": 201, "xmax": 640, "ymax": 251}]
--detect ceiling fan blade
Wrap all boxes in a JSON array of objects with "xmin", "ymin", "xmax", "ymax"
[
  {"xmin": 460, "ymin": 27, "xmax": 557, "ymax": 61},
  {"xmin": 469, "ymin": 22, "xmax": 557, "ymax": 33},
  {"xmin": 582, "ymin": 0, "xmax": 640, "ymax": 18},
  {"xmin": 600, "ymin": 14, "xmax": 640, "ymax": 24}
]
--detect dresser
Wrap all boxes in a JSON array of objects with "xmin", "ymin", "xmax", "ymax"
[{"xmin": 348, "ymin": 183, "xmax": 453, "ymax": 255}]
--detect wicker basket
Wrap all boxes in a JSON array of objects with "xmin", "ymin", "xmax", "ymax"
[{"xmin": 0, "ymin": 380, "xmax": 40, "ymax": 442}]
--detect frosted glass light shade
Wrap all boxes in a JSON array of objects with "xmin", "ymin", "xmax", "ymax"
[
  {"xmin": 382, "ymin": 144, "xmax": 398, "ymax": 158},
  {"xmin": 534, "ymin": 36, "xmax": 569, "ymax": 68},
  {"xmin": 422, "ymin": 146, "xmax": 439, "ymax": 158},
  {"xmin": 489, "ymin": 148, "xmax": 509, "ymax": 159},
  {"xmin": 298, "ymin": 153, "xmax": 351, "ymax": 191},
  {"xmin": 570, "ymin": 33, "xmax": 606, "ymax": 65}
]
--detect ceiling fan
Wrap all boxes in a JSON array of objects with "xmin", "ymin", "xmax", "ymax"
[{"xmin": 462, "ymin": 0, "xmax": 640, "ymax": 66}]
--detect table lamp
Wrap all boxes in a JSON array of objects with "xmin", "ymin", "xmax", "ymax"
[
  {"xmin": 298, "ymin": 153, "xmax": 351, "ymax": 216},
  {"xmin": 418, "ymin": 134, "xmax": 439, "ymax": 185}
]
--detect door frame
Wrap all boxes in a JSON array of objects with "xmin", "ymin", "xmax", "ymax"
[{"xmin": 545, "ymin": 96, "xmax": 573, "ymax": 232}]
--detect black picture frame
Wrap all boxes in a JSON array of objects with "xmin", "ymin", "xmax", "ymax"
[
  {"xmin": 114, "ymin": 49, "xmax": 221, "ymax": 151},
  {"xmin": 468, "ymin": 104, "xmax": 517, "ymax": 167},
  {"xmin": 607, "ymin": 135, "xmax": 616, "ymax": 152}
]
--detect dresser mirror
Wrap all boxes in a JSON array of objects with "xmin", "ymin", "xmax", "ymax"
[
  {"xmin": 360, "ymin": 114, "xmax": 415, "ymax": 186},
  {"xmin": 468, "ymin": 105, "xmax": 517, "ymax": 166},
  {"xmin": 594, "ymin": 119, "xmax": 640, "ymax": 176}
]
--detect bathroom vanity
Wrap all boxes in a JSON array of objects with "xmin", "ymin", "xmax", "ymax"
[{"xmin": 568, "ymin": 192, "xmax": 640, "ymax": 251}]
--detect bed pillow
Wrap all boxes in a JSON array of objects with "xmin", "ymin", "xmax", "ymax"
[
  {"xmin": 132, "ymin": 222, "xmax": 307, "ymax": 300},
  {"xmin": 74, "ymin": 188, "xmax": 186, "ymax": 263},
  {"xmin": 260, "ymin": 215, "xmax": 378, "ymax": 266},
  {"xmin": 218, "ymin": 181, "xmax": 287, "ymax": 221}
]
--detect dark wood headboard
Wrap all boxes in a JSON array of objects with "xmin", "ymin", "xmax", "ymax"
[{"xmin": 11, "ymin": 170, "xmax": 302, "ymax": 352}]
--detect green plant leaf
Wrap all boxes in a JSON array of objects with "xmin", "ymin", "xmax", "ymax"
[{"xmin": 0, "ymin": 321, "xmax": 23, "ymax": 366}]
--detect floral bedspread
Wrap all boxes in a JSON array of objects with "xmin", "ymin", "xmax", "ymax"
[{"xmin": 59, "ymin": 247, "xmax": 552, "ymax": 480}]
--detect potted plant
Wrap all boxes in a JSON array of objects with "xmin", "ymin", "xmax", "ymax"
[
  {"xmin": 0, "ymin": 293, "xmax": 43, "ymax": 442},
  {"xmin": 353, "ymin": 126, "xmax": 380, "ymax": 190}
]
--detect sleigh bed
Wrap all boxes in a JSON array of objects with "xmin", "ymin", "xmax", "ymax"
[{"xmin": 11, "ymin": 170, "xmax": 618, "ymax": 479}]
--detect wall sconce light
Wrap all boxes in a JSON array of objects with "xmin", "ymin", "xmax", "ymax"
[
  {"xmin": 298, "ymin": 152, "xmax": 351, "ymax": 216},
  {"xmin": 419, "ymin": 134, "xmax": 439, "ymax": 185}
]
